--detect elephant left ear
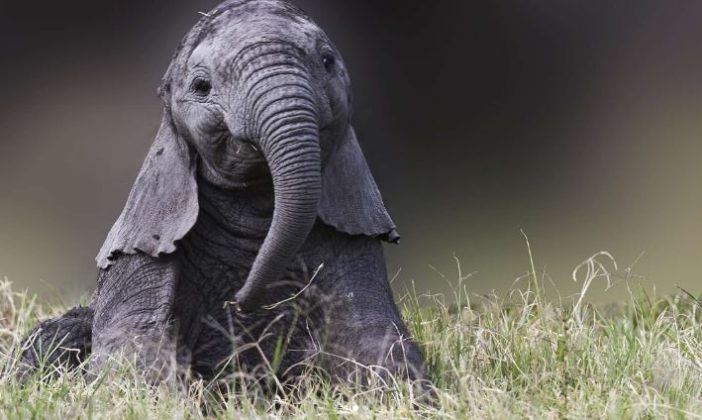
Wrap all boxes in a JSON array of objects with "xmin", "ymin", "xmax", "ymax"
[
  {"xmin": 96, "ymin": 113, "xmax": 199, "ymax": 269},
  {"xmin": 318, "ymin": 127, "xmax": 399, "ymax": 243}
]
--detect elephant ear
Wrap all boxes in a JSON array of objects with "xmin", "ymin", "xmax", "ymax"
[
  {"xmin": 96, "ymin": 112, "xmax": 199, "ymax": 269},
  {"xmin": 318, "ymin": 127, "xmax": 399, "ymax": 242}
]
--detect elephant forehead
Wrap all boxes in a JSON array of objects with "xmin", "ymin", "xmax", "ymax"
[
  {"xmin": 216, "ymin": 0, "xmax": 312, "ymax": 24},
  {"xmin": 203, "ymin": 1, "xmax": 320, "ymax": 47},
  {"xmin": 187, "ymin": 18, "xmax": 320, "ymax": 73},
  {"xmin": 199, "ymin": 22, "xmax": 317, "ymax": 55},
  {"xmin": 188, "ymin": 28, "xmax": 323, "ymax": 82}
]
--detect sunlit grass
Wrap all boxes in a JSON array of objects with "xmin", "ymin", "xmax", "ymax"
[{"xmin": 2, "ymin": 248, "xmax": 702, "ymax": 418}]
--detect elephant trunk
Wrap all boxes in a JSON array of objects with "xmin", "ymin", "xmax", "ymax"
[{"xmin": 234, "ymin": 58, "xmax": 322, "ymax": 312}]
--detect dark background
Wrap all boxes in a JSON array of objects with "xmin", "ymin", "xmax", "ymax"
[{"xmin": 1, "ymin": 1, "xmax": 702, "ymax": 303}]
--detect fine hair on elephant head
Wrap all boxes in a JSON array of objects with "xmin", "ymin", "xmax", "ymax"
[{"xmin": 96, "ymin": 0, "xmax": 398, "ymax": 312}]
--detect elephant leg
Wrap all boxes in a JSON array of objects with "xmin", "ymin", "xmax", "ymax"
[
  {"xmin": 90, "ymin": 253, "xmax": 181, "ymax": 382},
  {"xmin": 312, "ymin": 236, "xmax": 430, "ymax": 388},
  {"xmin": 17, "ymin": 306, "xmax": 93, "ymax": 380}
]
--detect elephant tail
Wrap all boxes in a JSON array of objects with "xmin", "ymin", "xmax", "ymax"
[{"xmin": 17, "ymin": 306, "xmax": 93, "ymax": 380}]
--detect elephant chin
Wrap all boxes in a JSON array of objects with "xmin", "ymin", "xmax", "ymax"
[{"xmin": 233, "ymin": 109, "xmax": 322, "ymax": 312}]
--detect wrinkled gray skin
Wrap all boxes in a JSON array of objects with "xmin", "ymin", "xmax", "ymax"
[{"xmin": 20, "ymin": 0, "xmax": 426, "ymax": 387}]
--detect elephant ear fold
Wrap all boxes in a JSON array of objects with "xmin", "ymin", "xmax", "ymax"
[
  {"xmin": 96, "ymin": 112, "xmax": 199, "ymax": 269},
  {"xmin": 318, "ymin": 127, "xmax": 399, "ymax": 243}
]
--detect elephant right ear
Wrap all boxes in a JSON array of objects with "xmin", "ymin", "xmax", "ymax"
[
  {"xmin": 96, "ymin": 112, "xmax": 199, "ymax": 269},
  {"xmin": 318, "ymin": 127, "xmax": 399, "ymax": 242}
]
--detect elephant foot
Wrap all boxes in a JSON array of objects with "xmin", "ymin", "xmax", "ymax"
[
  {"xmin": 17, "ymin": 306, "xmax": 93, "ymax": 380},
  {"xmin": 325, "ymin": 324, "xmax": 431, "ymax": 389},
  {"xmin": 89, "ymin": 323, "xmax": 184, "ymax": 384}
]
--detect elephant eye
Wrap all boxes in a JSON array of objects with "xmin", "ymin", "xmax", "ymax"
[
  {"xmin": 322, "ymin": 53, "xmax": 335, "ymax": 73},
  {"xmin": 191, "ymin": 78, "xmax": 212, "ymax": 97}
]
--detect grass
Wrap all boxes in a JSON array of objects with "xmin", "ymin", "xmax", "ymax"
[{"xmin": 1, "ymin": 248, "xmax": 702, "ymax": 419}]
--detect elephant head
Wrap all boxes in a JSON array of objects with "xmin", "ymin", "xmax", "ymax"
[{"xmin": 96, "ymin": 0, "xmax": 398, "ymax": 312}]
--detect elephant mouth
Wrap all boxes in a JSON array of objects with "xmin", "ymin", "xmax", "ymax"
[
  {"xmin": 201, "ymin": 134, "xmax": 272, "ymax": 190},
  {"xmin": 207, "ymin": 116, "xmax": 340, "ymax": 191},
  {"xmin": 230, "ymin": 135, "xmax": 262, "ymax": 154}
]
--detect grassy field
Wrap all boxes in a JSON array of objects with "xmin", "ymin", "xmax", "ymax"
[{"xmin": 1, "ymin": 251, "xmax": 702, "ymax": 419}]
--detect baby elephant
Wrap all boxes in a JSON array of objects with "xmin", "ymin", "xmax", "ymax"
[{"xmin": 20, "ymin": 0, "xmax": 427, "ymax": 388}]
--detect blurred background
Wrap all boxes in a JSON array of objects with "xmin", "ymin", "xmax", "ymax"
[{"xmin": 1, "ymin": 0, "xmax": 701, "ymax": 304}]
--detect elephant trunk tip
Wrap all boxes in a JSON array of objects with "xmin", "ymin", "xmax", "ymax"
[{"xmin": 234, "ymin": 287, "xmax": 263, "ymax": 313}]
